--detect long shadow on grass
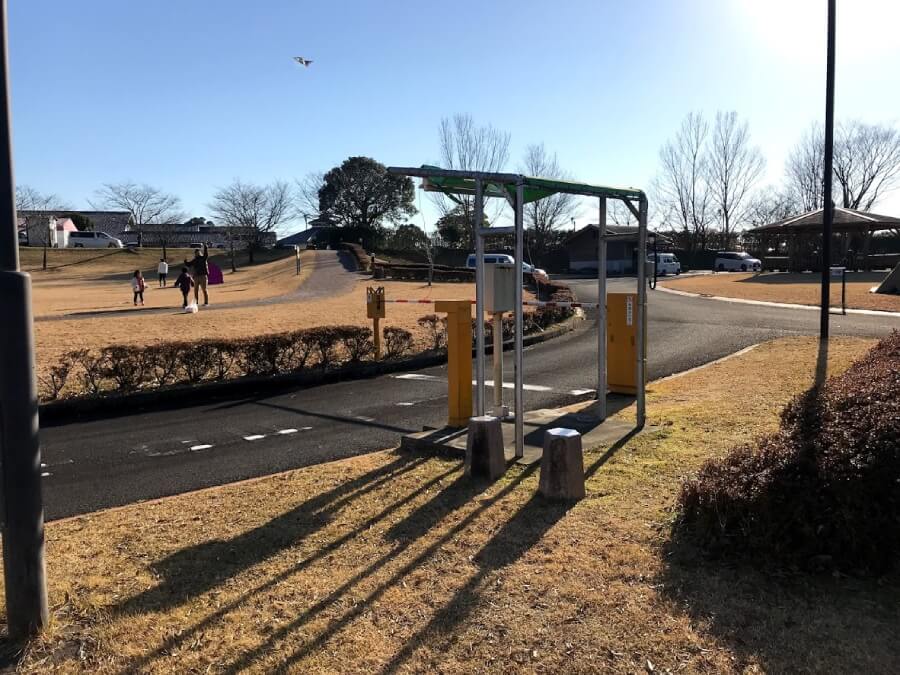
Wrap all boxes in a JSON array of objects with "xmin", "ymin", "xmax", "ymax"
[
  {"xmin": 118, "ymin": 453, "xmax": 466, "ymax": 673},
  {"xmin": 114, "ymin": 452, "xmax": 425, "ymax": 618},
  {"xmin": 219, "ymin": 465, "xmax": 541, "ymax": 674},
  {"xmin": 380, "ymin": 492, "xmax": 570, "ymax": 674}
]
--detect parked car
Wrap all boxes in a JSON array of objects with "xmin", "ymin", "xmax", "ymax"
[
  {"xmin": 714, "ymin": 251, "xmax": 761, "ymax": 272},
  {"xmin": 68, "ymin": 231, "xmax": 123, "ymax": 248},
  {"xmin": 647, "ymin": 252, "xmax": 681, "ymax": 276},
  {"xmin": 17, "ymin": 230, "xmax": 27, "ymax": 246},
  {"xmin": 465, "ymin": 253, "xmax": 549, "ymax": 282}
]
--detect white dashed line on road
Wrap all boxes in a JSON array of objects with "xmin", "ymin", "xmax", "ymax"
[
  {"xmin": 278, "ymin": 428, "xmax": 298, "ymax": 435},
  {"xmin": 190, "ymin": 444, "xmax": 213, "ymax": 451},
  {"xmin": 568, "ymin": 388, "xmax": 596, "ymax": 396},
  {"xmin": 392, "ymin": 373, "xmax": 441, "ymax": 381},
  {"xmin": 244, "ymin": 434, "xmax": 266, "ymax": 441},
  {"xmin": 41, "ymin": 472, "xmax": 51, "ymax": 477},
  {"xmin": 396, "ymin": 402, "xmax": 417, "ymax": 406}
]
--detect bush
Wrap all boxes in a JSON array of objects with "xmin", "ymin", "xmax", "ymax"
[
  {"xmin": 238, "ymin": 334, "xmax": 292, "ymax": 376},
  {"xmin": 341, "ymin": 242, "xmax": 370, "ymax": 271},
  {"xmin": 70, "ymin": 349, "xmax": 109, "ymax": 395},
  {"xmin": 336, "ymin": 325, "xmax": 374, "ymax": 362},
  {"xmin": 149, "ymin": 343, "xmax": 183, "ymax": 387},
  {"xmin": 417, "ymin": 314, "xmax": 447, "ymax": 351},
  {"xmin": 101, "ymin": 346, "xmax": 155, "ymax": 392},
  {"xmin": 179, "ymin": 341, "xmax": 219, "ymax": 383},
  {"xmin": 383, "ymin": 326, "xmax": 413, "ymax": 358},
  {"xmin": 306, "ymin": 326, "xmax": 342, "ymax": 368},
  {"xmin": 676, "ymin": 332, "xmax": 900, "ymax": 573},
  {"xmin": 39, "ymin": 353, "xmax": 75, "ymax": 401}
]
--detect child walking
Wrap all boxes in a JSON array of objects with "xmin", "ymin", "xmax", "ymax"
[
  {"xmin": 174, "ymin": 267, "xmax": 194, "ymax": 308},
  {"xmin": 131, "ymin": 270, "xmax": 145, "ymax": 306}
]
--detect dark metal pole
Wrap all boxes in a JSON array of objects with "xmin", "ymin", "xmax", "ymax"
[
  {"xmin": 820, "ymin": 0, "xmax": 836, "ymax": 339},
  {"xmin": 0, "ymin": 0, "xmax": 49, "ymax": 639}
]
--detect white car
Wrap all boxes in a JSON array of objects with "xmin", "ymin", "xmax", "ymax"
[
  {"xmin": 715, "ymin": 251, "xmax": 761, "ymax": 272},
  {"xmin": 465, "ymin": 253, "xmax": 549, "ymax": 282},
  {"xmin": 647, "ymin": 252, "xmax": 681, "ymax": 276},
  {"xmin": 68, "ymin": 231, "xmax": 124, "ymax": 248}
]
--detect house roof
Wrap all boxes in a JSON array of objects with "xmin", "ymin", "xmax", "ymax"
[
  {"xmin": 565, "ymin": 224, "xmax": 666, "ymax": 244},
  {"xmin": 277, "ymin": 226, "xmax": 328, "ymax": 247},
  {"xmin": 17, "ymin": 209, "xmax": 134, "ymax": 233},
  {"xmin": 747, "ymin": 207, "xmax": 900, "ymax": 234}
]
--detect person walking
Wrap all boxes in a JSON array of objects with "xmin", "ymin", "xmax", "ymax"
[
  {"xmin": 131, "ymin": 270, "xmax": 146, "ymax": 306},
  {"xmin": 185, "ymin": 243, "xmax": 210, "ymax": 306},
  {"xmin": 157, "ymin": 257, "xmax": 169, "ymax": 287},
  {"xmin": 174, "ymin": 266, "xmax": 194, "ymax": 308}
]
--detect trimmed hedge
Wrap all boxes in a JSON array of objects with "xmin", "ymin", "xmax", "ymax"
[
  {"xmin": 38, "ymin": 325, "xmax": 409, "ymax": 403},
  {"xmin": 676, "ymin": 331, "xmax": 900, "ymax": 573}
]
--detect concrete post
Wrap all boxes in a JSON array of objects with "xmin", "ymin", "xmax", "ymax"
[
  {"xmin": 539, "ymin": 428, "xmax": 585, "ymax": 500},
  {"xmin": 492, "ymin": 312, "xmax": 507, "ymax": 417},
  {"xmin": 465, "ymin": 415, "xmax": 505, "ymax": 481}
]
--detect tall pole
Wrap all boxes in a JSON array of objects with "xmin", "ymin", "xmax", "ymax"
[
  {"xmin": 597, "ymin": 198, "xmax": 607, "ymax": 420},
  {"xmin": 473, "ymin": 179, "xmax": 485, "ymax": 416},
  {"xmin": 820, "ymin": 0, "xmax": 836, "ymax": 339},
  {"xmin": 513, "ymin": 181, "xmax": 524, "ymax": 458},
  {"xmin": 0, "ymin": 0, "xmax": 49, "ymax": 639}
]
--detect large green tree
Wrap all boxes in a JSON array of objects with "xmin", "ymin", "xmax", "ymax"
[{"xmin": 318, "ymin": 157, "xmax": 416, "ymax": 233}]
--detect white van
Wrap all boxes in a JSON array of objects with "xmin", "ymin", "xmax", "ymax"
[
  {"xmin": 68, "ymin": 231, "xmax": 124, "ymax": 248},
  {"xmin": 465, "ymin": 253, "xmax": 549, "ymax": 281},
  {"xmin": 647, "ymin": 252, "xmax": 681, "ymax": 276},
  {"xmin": 714, "ymin": 251, "xmax": 761, "ymax": 272}
]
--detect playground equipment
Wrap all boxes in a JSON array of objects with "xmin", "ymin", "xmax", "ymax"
[{"xmin": 387, "ymin": 166, "xmax": 649, "ymax": 460}]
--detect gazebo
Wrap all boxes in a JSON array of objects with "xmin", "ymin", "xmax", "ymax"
[{"xmin": 745, "ymin": 207, "xmax": 900, "ymax": 272}]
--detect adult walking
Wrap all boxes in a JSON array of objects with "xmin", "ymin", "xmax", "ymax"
[
  {"xmin": 185, "ymin": 243, "xmax": 210, "ymax": 306},
  {"xmin": 157, "ymin": 257, "xmax": 168, "ymax": 287}
]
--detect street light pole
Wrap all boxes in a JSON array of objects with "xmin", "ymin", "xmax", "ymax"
[
  {"xmin": 820, "ymin": 0, "xmax": 836, "ymax": 340},
  {"xmin": 0, "ymin": 0, "xmax": 49, "ymax": 639}
]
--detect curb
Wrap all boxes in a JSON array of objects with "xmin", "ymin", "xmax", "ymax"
[
  {"xmin": 656, "ymin": 283, "xmax": 900, "ymax": 317},
  {"xmin": 39, "ymin": 319, "xmax": 578, "ymax": 426}
]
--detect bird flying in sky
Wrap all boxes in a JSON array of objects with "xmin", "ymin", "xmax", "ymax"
[{"xmin": 293, "ymin": 57, "xmax": 313, "ymax": 67}]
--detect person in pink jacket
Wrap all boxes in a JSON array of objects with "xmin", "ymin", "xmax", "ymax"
[{"xmin": 131, "ymin": 270, "xmax": 145, "ymax": 306}]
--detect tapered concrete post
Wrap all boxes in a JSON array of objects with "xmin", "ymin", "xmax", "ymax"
[
  {"xmin": 539, "ymin": 428, "xmax": 585, "ymax": 500},
  {"xmin": 465, "ymin": 415, "xmax": 505, "ymax": 481}
]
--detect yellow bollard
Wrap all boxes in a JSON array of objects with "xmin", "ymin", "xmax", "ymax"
[
  {"xmin": 435, "ymin": 299, "xmax": 473, "ymax": 427},
  {"xmin": 607, "ymin": 292, "xmax": 637, "ymax": 394},
  {"xmin": 366, "ymin": 286, "xmax": 385, "ymax": 360}
]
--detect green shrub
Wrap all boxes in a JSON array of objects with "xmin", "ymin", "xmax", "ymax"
[{"xmin": 676, "ymin": 331, "xmax": 900, "ymax": 573}]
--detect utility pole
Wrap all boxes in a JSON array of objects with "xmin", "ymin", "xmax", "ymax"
[
  {"xmin": 0, "ymin": 0, "xmax": 49, "ymax": 639},
  {"xmin": 820, "ymin": 0, "xmax": 836, "ymax": 340}
]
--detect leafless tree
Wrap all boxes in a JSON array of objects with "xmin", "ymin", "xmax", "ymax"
[
  {"xmin": 708, "ymin": 111, "xmax": 765, "ymax": 248},
  {"xmin": 208, "ymin": 179, "xmax": 292, "ymax": 266},
  {"xmin": 785, "ymin": 123, "xmax": 827, "ymax": 211},
  {"xmin": 294, "ymin": 171, "xmax": 324, "ymax": 226},
  {"xmin": 746, "ymin": 188, "xmax": 797, "ymax": 228},
  {"xmin": 654, "ymin": 112, "xmax": 711, "ymax": 251},
  {"xmin": 834, "ymin": 120, "xmax": 900, "ymax": 210},
  {"xmin": 91, "ymin": 181, "xmax": 184, "ymax": 244},
  {"xmin": 520, "ymin": 143, "xmax": 579, "ymax": 255},
  {"xmin": 433, "ymin": 113, "xmax": 510, "ymax": 238},
  {"xmin": 15, "ymin": 185, "xmax": 68, "ymax": 269},
  {"xmin": 607, "ymin": 200, "xmax": 636, "ymax": 227}
]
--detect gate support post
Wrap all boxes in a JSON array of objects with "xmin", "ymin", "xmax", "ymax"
[{"xmin": 435, "ymin": 300, "xmax": 473, "ymax": 427}]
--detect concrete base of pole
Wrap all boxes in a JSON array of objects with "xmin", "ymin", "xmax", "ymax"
[
  {"xmin": 465, "ymin": 415, "xmax": 505, "ymax": 481},
  {"xmin": 539, "ymin": 428, "xmax": 585, "ymax": 501},
  {"xmin": 0, "ymin": 271, "xmax": 48, "ymax": 639}
]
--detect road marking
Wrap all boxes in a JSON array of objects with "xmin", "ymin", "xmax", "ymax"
[
  {"xmin": 479, "ymin": 379, "xmax": 553, "ymax": 392},
  {"xmin": 41, "ymin": 472, "xmax": 51, "ymax": 478},
  {"xmin": 396, "ymin": 402, "xmax": 417, "ymax": 406},
  {"xmin": 355, "ymin": 416, "xmax": 375, "ymax": 422},
  {"xmin": 190, "ymin": 444, "xmax": 213, "ymax": 451},
  {"xmin": 244, "ymin": 434, "xmax": 266, "ymax": 441},
  {"xmin": 568, "ymin": 388, "xmax": 596, "ymax": 396},
  {"xmin": 278, "ymin": 428, "xmax": 298, "ymax": 435},
  {"xmin": 393, "ymin": 373, "xmax": 441, "ymax": 381}
]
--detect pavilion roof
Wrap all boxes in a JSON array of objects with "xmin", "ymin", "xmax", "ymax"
[{"xmin": 747, "ymin": 207, "xmax": 900, "ymax": 235}]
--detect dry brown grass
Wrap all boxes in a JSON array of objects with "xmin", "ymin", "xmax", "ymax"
[
  {"xmin": 662, "ymin": 271, "xmax": 900, "ymax": 312},
  {"xmin": 33, "ymin": 279, "xmax": 493, "ymax": 381},
  {"xmin": 5, "ymin": 336, "xmax": 897, "ymax": 673}
]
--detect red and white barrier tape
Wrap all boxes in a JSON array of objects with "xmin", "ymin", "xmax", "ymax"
[{"xmin": 383, "ymin": 298, "xmax": 597, "ymax": 309}]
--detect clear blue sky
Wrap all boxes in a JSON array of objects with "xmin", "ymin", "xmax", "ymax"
[{"xmin": 9, "ymin": 0, "xmax": 900, "ymax": 232}]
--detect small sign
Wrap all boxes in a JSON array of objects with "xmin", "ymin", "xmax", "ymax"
[
  {"xmin": 830, "ymin": 266, "xmax": 846, "ymax": 278},
  {"xmin": 626, "ymin": 296, "xmax": 633, "ymax": 326}
]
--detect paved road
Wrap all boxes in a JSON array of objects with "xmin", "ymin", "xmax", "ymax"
[{"xmin": 40, "ymin": 276, "xmax": 900, "ymax": 520}]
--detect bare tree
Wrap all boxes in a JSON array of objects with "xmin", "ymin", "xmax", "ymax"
[
  {"xmin": 834, "ymin": 120, "xmax": 900, "ymax": 210},
  {"xmin": 608, "ymin": 200, "xmax": 636, "ymax": 226},
  {"xmin": 708, "ymin": 111, "xmax": 765, "ymax": 248},
  {"xmin": 294, "ymin": 171, "xmax": 324, "ymax": 226},
  {"xmin": 655, "ymin": 112, "xmax": 711, "ymax": 252},
  {"xmin": 91, "ymin": 181, "xmax": 183, "ymax": 244},
  {"xmin": 520, "ymin": 143, "xmax": 579, "ymax": 255},
  {"xmin": 15, "ymin": 185, "xmax": 68, "ymax": 269},
  {"xmin": 208, "ymin": 179, "xmax": 292, "ymax": 265},
  {"xmin": 785, "ymin": 123, "xmax": 826, "ymax": 211},
  {"xmin": 746, "ymin": 188, "xmax": 798, "ymax": 228},
  {"xmin": 433, "ymin": 113, "xmax": 510, "ymax": 245}
]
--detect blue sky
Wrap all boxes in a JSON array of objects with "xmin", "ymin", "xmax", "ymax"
[{"xmin": 9, "ymin": 0, "xmax": 900, "ymax": 232}]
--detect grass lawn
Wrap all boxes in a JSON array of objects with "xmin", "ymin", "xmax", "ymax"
[
  {"xmin": 6, "ymin": 336, "xmax": 897, "ymax": 673},
  {"xmin": 661, "ymin": 271, "xmax": 900, "ymax": 312}
]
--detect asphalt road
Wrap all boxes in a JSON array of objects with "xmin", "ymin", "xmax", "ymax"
[{"xmin": 40, "ymin": 276, "xmax": 900, "ymax": 520}]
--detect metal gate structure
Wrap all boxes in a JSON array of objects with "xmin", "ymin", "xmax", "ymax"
[{"xmin": 387, "ymin": 166, "xmax": 648, "ymax": 459}]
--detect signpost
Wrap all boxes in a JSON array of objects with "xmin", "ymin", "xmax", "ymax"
[{"xmin": 830, "ymin": 266, "xmax": 846, "ymax": 315}]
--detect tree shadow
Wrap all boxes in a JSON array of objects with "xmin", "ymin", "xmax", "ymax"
[
  {"xmin": 113, "ymin": 452, "xmax": 425, "ymax": 618},
  {"xmin": 380, "ymin": 492, "xmax": 570, "ymax": 673},
  {"xmin": 220, "ymin": 464, "xmax": 541, "ymax": 674}
]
